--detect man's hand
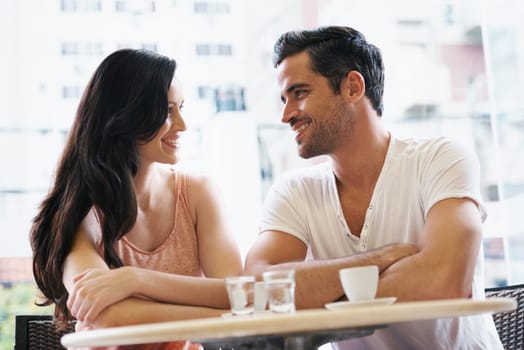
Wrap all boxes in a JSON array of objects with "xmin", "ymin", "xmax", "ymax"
[{"xmin": 375, "ymin": 243, "xmax": 419, "ymax": 273}]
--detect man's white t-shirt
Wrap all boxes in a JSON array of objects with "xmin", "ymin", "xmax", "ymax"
[{"xmin": 259, "ymin": 136, "xmax": 502, "ymax": 349}]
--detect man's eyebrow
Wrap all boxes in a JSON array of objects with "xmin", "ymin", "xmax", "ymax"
[
  {"xmin": 286, "ymin": 83, "xmax": 309, "ymax": 94},
  {"xmin": 281, "ymin": 83, "xmax": 310, "ymax": 103}
]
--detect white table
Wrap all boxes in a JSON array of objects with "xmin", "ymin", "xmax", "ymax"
[{"xmin": 62, "ymin": 298, "xmax": 516, "ymax": 349}]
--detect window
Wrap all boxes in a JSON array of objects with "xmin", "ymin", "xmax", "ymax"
[
  {"xmin": 115, "ymin": 0, "xmax": 157, "ymax": 14},
  {"xmin": 61, "ymin": 42, "xmax": 103, "ymax": 56},
  {"xmin": 61, "ymin": 0, "xmax": 102, "ymax": 12},
  {"xmin": 62, "ymin": 85, "xmax": 81, "ymax": 99},
  {"xmin": 60, "ymin": 0, "xmax": 77, "ymax": 12},
  {"xmin": 218, "ymin": 44, "xmax": 232, "ymax": 56},
  {"xmin": 195, "ymin": 43, "xmax": 232, "ymax": 56},
  {"xmin": 198, "ymin": 85, "xmax": 214, "ymax": 99},
  {"xmin": 215, "ymin": 86, "xmax": 246, "ymax": 112},
  {"xmin": 116, "ymin": 42, "xmax": 157, "ymax": 52},
  {"xmin": 194, "ymin": 1, "xmax": 230, "ymax": 14},
  {"xmin": 196, "ymin": 44, "xmax": 211, "ymax": 56},
  {"xmin": 2, "ymin": 0, "xmax": 524, "ymax": 346},
  {"xmin": 141, "ymin": 43, "xmax": 157, "ymax": 52}
]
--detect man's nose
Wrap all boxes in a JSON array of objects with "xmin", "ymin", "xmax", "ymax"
[{"xmin": 281, "ymin": 103, "xmax": 298, "ymax": 124}]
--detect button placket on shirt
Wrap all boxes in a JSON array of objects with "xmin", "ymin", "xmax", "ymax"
[
  {"xmin": 360, "ymin": 203, "xmax": 374, "ymax": 251},
  {"xmin": 360, "ymin": 225, "xmax": 368, "ymax": 251},
  {"xmin": 337, "ymin": 212, "xmax": 351, "ymax": 237}
]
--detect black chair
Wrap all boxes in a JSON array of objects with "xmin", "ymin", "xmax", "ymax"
[
  {"xmin": 14, "ymin": 315, "xmax": 75, "ymax": 350},
  {"xmin": 485, "ymin": 283, "xmax": 524, "ymax": 350}
]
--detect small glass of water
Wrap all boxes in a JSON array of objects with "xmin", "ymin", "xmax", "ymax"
[
  {"xmin": 225, "ymin": 275, "xmax": 256, "ymax": 316},
  {"xmin": 262, "ymin": 269, "xmax": 296, "ymax": 313}
]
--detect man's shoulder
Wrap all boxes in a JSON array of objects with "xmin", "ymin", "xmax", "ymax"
[
  {"xmin": 265, "ymin": 162, "xmax": 335, "ymax": 208},
  {"xmin": 277, "ymin": 161, "xmax": 332, "ymax": 184},
  {"xmin": 267, "ymin": 162, "xmax": 334, "ymax": 198},
  {"xmin": 394, "ymin": 136, "xmax": 470, "ymax": 158}
]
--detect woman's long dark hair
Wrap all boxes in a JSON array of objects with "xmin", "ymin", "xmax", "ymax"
[{"xmin": 30, "ymin": 48, "xmax": 176, "ymax": 323}]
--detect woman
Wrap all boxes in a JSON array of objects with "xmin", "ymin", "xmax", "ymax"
[{"xmin": 30, "ymin": 49, "xmax": 243, "ymax": 348}]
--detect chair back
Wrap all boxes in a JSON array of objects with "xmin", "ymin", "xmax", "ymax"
[
  {"xmin": 485, "ymin": 283, "xmax": 524, "ymax": 350},
  {"xmin": 14, "ymin": 315, "xmax": 75, "ymax": 350}
]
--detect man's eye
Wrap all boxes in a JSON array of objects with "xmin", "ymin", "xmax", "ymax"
[{"xmin": 295, "ymin": 90, "xmax": 306, "ymax": 98}]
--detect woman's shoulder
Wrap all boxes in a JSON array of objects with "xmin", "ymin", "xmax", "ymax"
[
  {"xmin": 78, "ymin": 207, "xmax": 104, "ymax": 249},
  {"xmin": 156, "ymin": 165, "xmax": 200, "ymax": 188},
  {"xmin": 162, "ymin": 165, "xmax": 219, "ymax": 203},
  {"xmin": 165, "ymin": 166, "xmax": 214, "ymax": 189}
]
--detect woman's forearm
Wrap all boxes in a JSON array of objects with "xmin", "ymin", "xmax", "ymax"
[
  {"xmin": 89, "ymin": 297, "xmax": 224, "ymax": 328},
  {"xmin": 132, "ymin": 267, "xmax": 230, "ymax": 308}
]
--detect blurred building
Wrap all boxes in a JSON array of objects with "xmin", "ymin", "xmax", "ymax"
[{"xmin": 1, "ymin": 0, "xmax": 523, "ymax": 286}]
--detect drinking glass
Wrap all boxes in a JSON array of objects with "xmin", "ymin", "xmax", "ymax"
[
  {"xmin": 225, "ymin": 275, "xmax": 255, "ymax": 315},
  {"xmin": 262, "ymin": 270, "xmax": 296, "ymax": 313}
]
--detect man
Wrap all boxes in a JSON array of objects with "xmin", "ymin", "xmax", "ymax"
[{"xmin": 244, "ymin": 26, "xmax": 502, "ymax": 349}]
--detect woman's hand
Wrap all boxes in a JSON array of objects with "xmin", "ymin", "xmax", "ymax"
[{"xmin": 67, "ymin": 267, "xmax": 138, "ymax": 323}]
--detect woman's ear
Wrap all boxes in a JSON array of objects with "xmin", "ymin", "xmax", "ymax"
[{"xmin": 341, "ymin": 70, "xmax": 365, "ymax": 101}]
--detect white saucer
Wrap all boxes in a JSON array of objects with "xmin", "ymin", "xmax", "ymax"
[
  {"xmin": 325, "ymin": 297, "xmax": 397, "ymax": 310},
  {"xmin": 221, "ymin": 310, "xmax": 271, "ymax": 318}
]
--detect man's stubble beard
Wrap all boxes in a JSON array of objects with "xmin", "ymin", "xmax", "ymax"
[{"xmin": 298, "ymin": 102, "xmax": 353, "ymax": 159}]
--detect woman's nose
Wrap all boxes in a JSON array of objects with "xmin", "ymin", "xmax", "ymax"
[{"xmin": 173, "ymin": 112, "xmax": 187, "ymax": 131}]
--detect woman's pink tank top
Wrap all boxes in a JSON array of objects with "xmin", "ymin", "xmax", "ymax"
[
  {"xmin": 78, "ymin": 170, "xmax": 204, "ymax": 350},
  {"xmin": 115, "ymin": 170, "xmax": 203, "ymax": 277}
]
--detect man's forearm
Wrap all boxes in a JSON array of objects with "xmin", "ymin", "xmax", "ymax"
[
  {"xmin": 255, "ymin": 244, "xmax": 418, "ymax": 309},
  {"xmin": 377, "ymin": 251, "xmax": 474, "ymax": 302}
]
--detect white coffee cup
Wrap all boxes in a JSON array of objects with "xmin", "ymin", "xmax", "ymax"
[{"xmin": 339, "ymin": 265, "xmax": 379, "ymax": 301}]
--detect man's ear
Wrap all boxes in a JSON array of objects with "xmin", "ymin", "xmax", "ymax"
[{"xmin": 341, "ymin": 71, "xmax": 365, "ymax": 101}]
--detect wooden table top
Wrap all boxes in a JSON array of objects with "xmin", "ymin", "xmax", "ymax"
[{"xmin": 62, "ymin": 297, "xmax": 516, "ymax": 348}]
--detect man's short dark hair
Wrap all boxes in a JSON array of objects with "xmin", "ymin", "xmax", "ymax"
[{"xmin": 274, "ymin": 26, "xmax": 385, "ymax": 116}]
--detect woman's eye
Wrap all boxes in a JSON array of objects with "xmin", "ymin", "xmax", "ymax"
[{"xmin": 167, "ymin": 102, "xmax": 184, "ymax": 117}]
